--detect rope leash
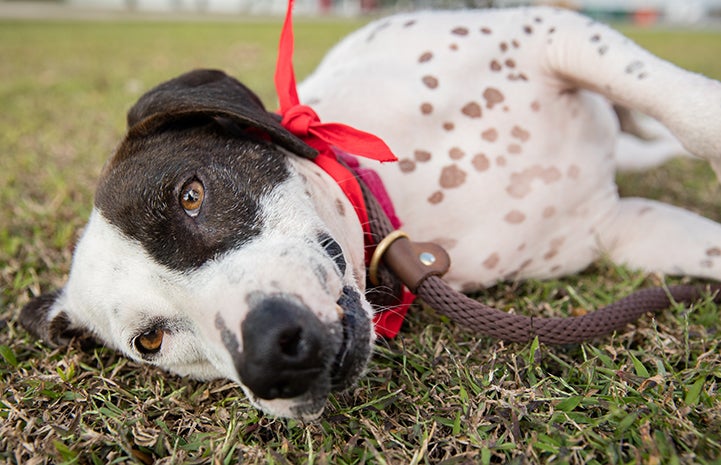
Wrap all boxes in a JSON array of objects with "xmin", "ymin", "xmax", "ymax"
[{"xmin": 359, "ymin": 176, "xmax": 721, "ymax": 344}]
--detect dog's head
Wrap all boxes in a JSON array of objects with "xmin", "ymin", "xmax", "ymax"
[{"xmin": 20, "ymin": 69, "xmax": 374, "ymax": 420}]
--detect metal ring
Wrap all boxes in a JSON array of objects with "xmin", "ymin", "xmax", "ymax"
[{"xmin": 368, "ymin": 230, "xmax": 409, "ymax": 286}]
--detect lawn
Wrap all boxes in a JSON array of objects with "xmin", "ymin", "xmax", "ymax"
[{"xmin": 1, "ymin": 12, "xmax": 721, "ymax": 465}]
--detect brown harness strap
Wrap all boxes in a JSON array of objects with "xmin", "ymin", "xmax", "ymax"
[{"xmin": 359, "ymin": 174, "xmax": 721, "ymax": 344}]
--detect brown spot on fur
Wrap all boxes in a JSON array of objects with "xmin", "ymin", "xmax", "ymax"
[
  {"xmin": 481, "ymin": 128, "xmax": 498, "ymax": 142},
  {"xmin": 404, "ymin": 20, "xmax": 416, "ymax": 27},
  {"xmin": 496, "ymin": 156, "xmax": 507, "ymax": 167},
  {"xmin": 399, "ymin": 158, "xmax": 416, "ymax": 173},
  {"xmin": 544, "ymin": 237, "xmax": 565, "ymax": 260},
  {"xmin": 490, "ymin": 60, "xmax": 502, "ymax": 72},
  {"xmin": 419, "ymin": 51, "xmax": 433, "ymax": 63},
  {"xmin": 462, "ymin": 102, "xmax": 482, "ymax": 118},
  {"xmin": 500, "ymin": 42, "xmax": 508, "ymax": 52},
  {"xmin": 443, "ymin": 122, "xmax": 455, "ymax": 131},
  {"xmin": 508, "ymin": 144, "xmax": 522, "ymax": 155},
  {"xmin": 542, "ymin": 206, "xmax": 556, "ymax": 218},
  {"xmin": 414, "ymin": 150, "xmax": 432, "ymax": 162},
  {"xmin": 452, "ymin": 26, "xmax": 469, "ymax": 35},
  {"xmin": 701, "ymin": 259, "xmax": 713, "ymax": 269},
  {"xmin": 511, "ymin": 125, "xmax": 530, "ymax": 142},
  {"xmin": 483, "ymin": 87, "xmax": 505, "ymax": 109},
  {"xmin": 422, "ymin": 75, "xmax": 439, "ymax": 89},
  {"xmin": 531, "ymin": 101, "xmax": 541, "ymax": 112},
  {"xmin": 507, "ymin": 165, "xmax": 562, "ymax": 198},
  {"xmin": 505, "ymin": 210, "xmax": 526, "ymax": 224},
  {"xmin": 440, "ymin": 164, "xmax": 467, "ymax": 188},
  {"xmin": 707, "ymin": 247, "xmax": 721, "ymax": 257},
  {"xmin": 505, "ymin": 58, "xmax": 516, "ymax": 68},
  {"xmin": 481, "ymin": 27, "xmax": 492, "ymax": 34},
  {"xmin": 483, "ymin": 253, "xmax": 500, "ymax": 269},
  {"xmin": 428, "ymin": 191, "xmax": 444, "ymax": 204},
  {"xmin": 524, "ymin": 25, "xmax": 533, "ymax": 34},
  {"xmin": 639, "ymin": 206, "xmax": 653, "ymax": 216},
  {"xmin": 512, "ymin": 39, "xmax": 520, "ymax": 48},
  {"xmin": 472, "ymin": 153, "xmax": 490, "ymax": 172},
  {"xmin": 449, "ymin": 147, "xmax": 465, "ymax": 160},
  {"xmin": 567, "ymin": 164, "xmax": 580, "ymax": 179},
  {"xmin": 420, "ymin": 102, "xmax": 433, "ymax": 114},
  {"xmin": 335, "ymin": 198, "xmax": 346, "ymax": 216}
]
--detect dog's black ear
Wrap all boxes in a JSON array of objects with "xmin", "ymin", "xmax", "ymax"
[
  {"xmin": 126, "ymin": 69, "xmax": 316, "ymax": 159},
  {"xmin": 20, "ymin": 290, "xmax": 95, "ymax": 347}
]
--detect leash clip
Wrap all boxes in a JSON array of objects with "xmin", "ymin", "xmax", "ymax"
[{"xmin": 369, "ymin": 230, "xmax": 451, "ymax": 293}]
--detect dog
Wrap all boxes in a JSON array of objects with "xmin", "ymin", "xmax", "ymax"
[{"xmin": 20, "ymin": 7, "xmax": 721, "ymax": 421}]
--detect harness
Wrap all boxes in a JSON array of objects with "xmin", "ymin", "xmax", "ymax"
[{"xmin": 274, "ymin": 0, "xmax": 721, "ymax": 342}]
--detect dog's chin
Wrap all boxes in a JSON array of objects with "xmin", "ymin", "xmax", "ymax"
[{"xmin": 250, "ymin": 395, "xmax": 327, "ymax": 422}]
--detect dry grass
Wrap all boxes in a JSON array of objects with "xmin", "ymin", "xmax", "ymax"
[{"xmin": 1, "ymin": 15, "xmax": 720, "ymax": 465}]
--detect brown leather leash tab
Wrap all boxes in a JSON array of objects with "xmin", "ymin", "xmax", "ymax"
[{"xmin": 369, "ymin": 230, "xmax": 451, "ymax": 293}]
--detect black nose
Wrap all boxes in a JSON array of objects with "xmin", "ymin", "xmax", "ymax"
[{"xmin": 237, "ymin": 297, "xmax": 327, "ymax": 400}]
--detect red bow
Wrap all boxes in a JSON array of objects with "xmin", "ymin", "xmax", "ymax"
[{"xmin": 274, "ymin": 0, "xmax": 397, "ymax": 165}]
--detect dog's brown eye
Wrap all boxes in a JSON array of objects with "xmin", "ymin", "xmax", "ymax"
[
  {"xmin": 135, "ymin": 328, "xmax": 164, "ymax": 354},
  {"xmin": 180, "ymin": 180, "xmax": 204, "ymax": 217}
]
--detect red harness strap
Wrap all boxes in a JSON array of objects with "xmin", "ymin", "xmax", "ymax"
[{"xmin": 274, "ymin": 0, "xmax": 413, "ymax": 338}]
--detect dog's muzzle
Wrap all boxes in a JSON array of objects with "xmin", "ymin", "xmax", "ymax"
[{"xmin": 233, "ymin": 288, "xmax": 371, "ymax": 404}]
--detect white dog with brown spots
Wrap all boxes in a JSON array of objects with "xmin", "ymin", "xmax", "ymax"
[
  {"xmin": 21, "ymin": 7, "xmax": 721, "ymax": 421},
  {"xmin": 300, "ymin": 7, "xmax": 721, "ymax": 290}
]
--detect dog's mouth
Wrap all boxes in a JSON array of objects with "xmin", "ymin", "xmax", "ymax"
[{"xmin": 330, "ymin": 286, "xmax": 372, "ymax": 391}]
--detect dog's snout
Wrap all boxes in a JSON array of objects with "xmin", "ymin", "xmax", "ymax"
[{"xmin": 238, "ymin": 297, "xmax": 326, "ymax": 400}]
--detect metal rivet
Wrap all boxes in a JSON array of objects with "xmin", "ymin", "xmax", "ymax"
[{"xmin": 419, "ymin": 252, "xmax": 436, "ymax": 266}]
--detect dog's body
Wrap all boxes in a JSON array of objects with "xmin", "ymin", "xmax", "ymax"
[
  {"xmin": 299, "ymin": 7, "xmax": 721, "ymax": 290},
  {"xmin": 21, "ymin": 7, "xmax": 721, "ymax": 420}
]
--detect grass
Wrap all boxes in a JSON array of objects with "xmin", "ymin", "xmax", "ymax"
[{"xmin": 1, "ymin": 13, "xmax": 721, "ymax": 465}]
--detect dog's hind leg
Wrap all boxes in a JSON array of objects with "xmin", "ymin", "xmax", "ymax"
[
  {"xmin": 543, "ymin": 9, "xmax": 721, "ymax": 179},
  {"xmin": 595, "ymin": 197, "xmax": 721, "ymax": 281},
  {"xmin": 614, "ymin": 113, "xmax": 693, "ymax": 172}
]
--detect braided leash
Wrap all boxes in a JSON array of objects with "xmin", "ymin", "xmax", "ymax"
[{"xmin": 359, "ymin": 176, "xmax": 721, "ymax": 344}]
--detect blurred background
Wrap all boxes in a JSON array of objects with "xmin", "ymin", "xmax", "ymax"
[{"xmin": 1, "ymin": 0, "xmax": 721, "ymax": 24}]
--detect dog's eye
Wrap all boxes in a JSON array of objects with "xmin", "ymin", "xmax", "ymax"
[
  {"xmin": 180, "ymin": 180, "xmax": 204, "ymax": 217},
  {"xmin": 134, "ymin": 328, "xmax": 164, "ymax": 354}
]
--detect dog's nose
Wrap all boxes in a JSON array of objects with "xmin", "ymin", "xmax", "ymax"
[{"xmin": 237, "ymin": 297, "xmax": 326, "ymax": 400}]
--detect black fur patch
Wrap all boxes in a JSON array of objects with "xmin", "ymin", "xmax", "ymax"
[{"xmin": 95, "ymin": 122, "xmax": 290, "ymax": 270}]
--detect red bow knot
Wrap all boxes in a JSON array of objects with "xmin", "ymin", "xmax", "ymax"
[
  {"xmin": 274, "ymin": 0, "xmax": 397, "ymax": 164},
  {"xmin": 280, "ymin": 104, "xmax": 320, "ymax": 137}
]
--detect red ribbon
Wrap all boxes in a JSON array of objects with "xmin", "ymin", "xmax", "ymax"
[
  {"xmin": 275, "ymin": 0, "xmax": 413, "ymax": 338},
  {"xmin": 275, "ymin": 0, "xmax": 397, "ymax": 243}
]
